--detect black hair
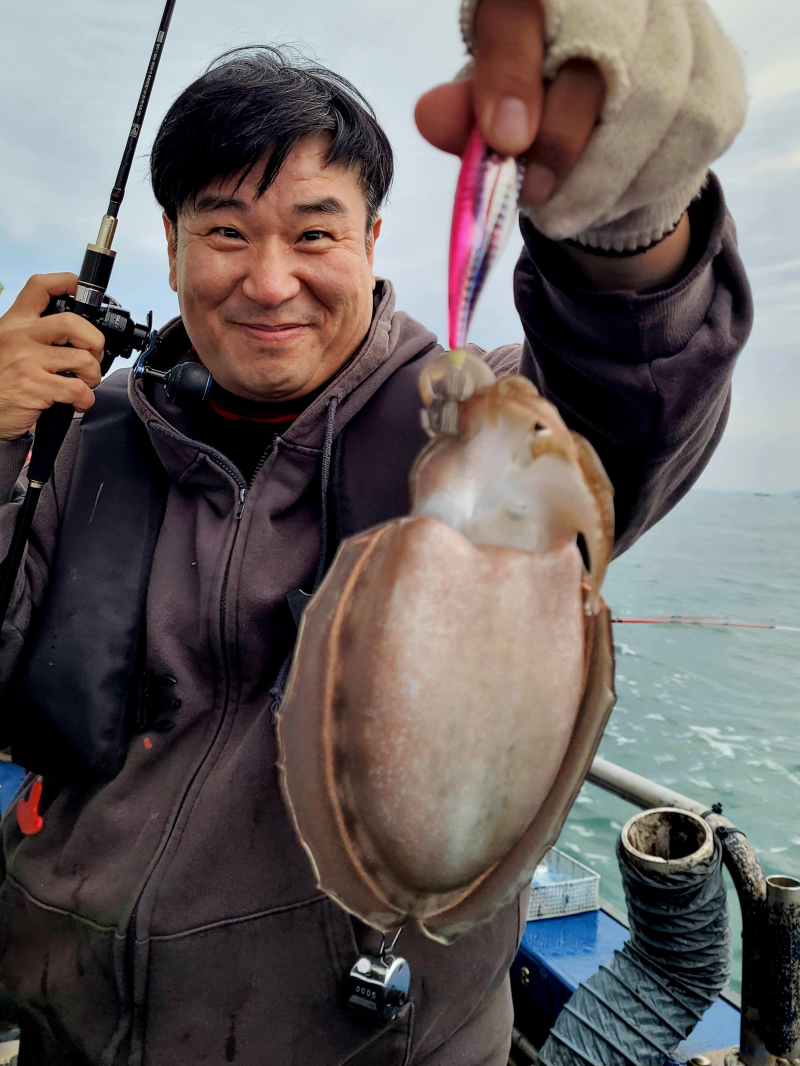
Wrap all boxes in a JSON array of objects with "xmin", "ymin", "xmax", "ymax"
[{"xmin": 150, "ymin": 46, "xmax": 394, "ymax": 236}]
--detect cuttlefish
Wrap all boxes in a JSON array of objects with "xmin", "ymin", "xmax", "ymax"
[{"xmin": 277, "ymin": 353, "xmax": 616, "ymax": 944}]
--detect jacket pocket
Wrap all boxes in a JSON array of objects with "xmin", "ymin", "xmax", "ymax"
[
  {"xmin": 323, "ymin": 899, "xmax": 414, "ymax": 1066},
  {"xmin": 139, "ymin": 895, "xmax": 413, "ymax": 1066},
  {"xmin": 342, "ymin": 1003, "xmax": 414, "ymax": 1066},
  {"xmin": 0, "ymin": 877, "xmax": 120, "ymax": 1065}
]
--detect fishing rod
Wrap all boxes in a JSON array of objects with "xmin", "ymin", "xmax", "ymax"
[
  {"xmin": 612, "ymin": 615, "xmax": 800, "ymax": 633},
  {"xmin": 0, "ymin": 0, "xmax": 181, "ymax": 623}
]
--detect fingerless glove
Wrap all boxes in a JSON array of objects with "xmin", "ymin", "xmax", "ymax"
[{"xmin": 460, "ymin": 0, "xmax": 746, "ymax": 252}]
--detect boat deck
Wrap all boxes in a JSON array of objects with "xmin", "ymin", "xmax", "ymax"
[{"xmin": 0, "ymin": 763, "xmax": 24, "ymax": 816}]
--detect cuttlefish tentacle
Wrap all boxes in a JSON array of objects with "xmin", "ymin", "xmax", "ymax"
[
  {"xmin": 277, "ymin": 373, "xmax": 616, "ymax": 941},
  {"xmin": 418, "ymin": 349, "xmax": 497, "ymax": 436}
]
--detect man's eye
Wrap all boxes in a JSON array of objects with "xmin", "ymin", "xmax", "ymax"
[
  {"xmin": 214, "ymin": 227, "xmax": 243, "ymax": 240},
  {"xmin": 301, "ymin": 230, "xmax": 330, "ymax": 242}
]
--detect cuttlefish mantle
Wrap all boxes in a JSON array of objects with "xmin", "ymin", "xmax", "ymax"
[{"xmin": 277, "ymin": 365, "xmax": 616, "ymax": 943}]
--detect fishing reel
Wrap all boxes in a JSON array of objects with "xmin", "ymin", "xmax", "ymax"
[{"xmin": 45, "ymin": 294, "xmax": 151, "ymax": 375}]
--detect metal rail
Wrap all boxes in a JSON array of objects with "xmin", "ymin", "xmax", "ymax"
[{"xmin": 587, "ymin": 756, "xmax": 709, "ymax": 817}]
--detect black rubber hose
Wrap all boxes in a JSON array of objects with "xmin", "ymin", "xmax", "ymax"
[{"xmin": 538, "ymin": 834, "xmax": 730, "ymax": 1065}]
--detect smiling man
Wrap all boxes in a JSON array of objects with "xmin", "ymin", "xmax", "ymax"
[
  {"xmin": 170, "ymin": 145, "xmax": 380, "ymax": 403},
  {"xmin": 0, "ymin": 3, "xmax": 752, "ymax": 1063}
]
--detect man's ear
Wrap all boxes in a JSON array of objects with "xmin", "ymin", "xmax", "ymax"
[
  {"xmin": 163, "ymin": 213, "xmax": 178, "ymax": 293},
  {"xmin": 367, "ymin": 217, "xmax": 382, "ymax": 273}
]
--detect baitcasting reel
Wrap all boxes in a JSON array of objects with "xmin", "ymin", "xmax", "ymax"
[{"xmin": 45, "ymin": 293, "xmax": 151, "ymax": 377}]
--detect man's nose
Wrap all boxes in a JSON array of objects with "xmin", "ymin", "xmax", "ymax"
[{"xmin": 240, "ymin": 245, "xmax": 303, "ymax": 307}]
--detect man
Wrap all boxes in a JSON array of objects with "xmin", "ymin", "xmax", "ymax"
[{"xmin": 0, "ymin": 0, "xmax": 752, "ymax": 1062}]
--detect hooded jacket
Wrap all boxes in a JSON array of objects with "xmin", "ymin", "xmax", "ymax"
[{"xmin": 0, "ymin": 177, "xmax": 752, "ymax": 1066}]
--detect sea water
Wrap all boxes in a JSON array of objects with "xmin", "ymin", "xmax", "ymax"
[
  {"xmin": 533, "ymin": 861, "xmax": 571, "ymax": 887},
  {"xmin": 561, "ymin": 489, "xmax": 800, "ymax": 993}
]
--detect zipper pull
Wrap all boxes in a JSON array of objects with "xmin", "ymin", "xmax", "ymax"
[{"xmin": 235, "ymin": 486, "xmax": 246, "ymax": 520}]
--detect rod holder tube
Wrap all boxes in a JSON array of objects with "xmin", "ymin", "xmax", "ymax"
[
  {"xmin": 762, "ymin": 876, "xmax": 800, "ymax": 1060},
  {"xmin": 621, "ymin": 807, "xmax": 715, "ymax": 876},
  {"xmin": 584, "ymin": 758, "xmax": 776, "ymax": 1065}
]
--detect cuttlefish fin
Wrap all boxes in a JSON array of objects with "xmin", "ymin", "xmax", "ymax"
[{"xmin": 570, "ymin": 432, "xmax": 614, "ymax": 611}]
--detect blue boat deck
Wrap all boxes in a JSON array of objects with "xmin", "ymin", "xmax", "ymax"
[
  {"xmin": 512, "ymin": 907, "xmax": 740, "ymax": 1063},
  {"xmin": 0, "ymin": 762, "xmax": 25, "ymax": 817}
]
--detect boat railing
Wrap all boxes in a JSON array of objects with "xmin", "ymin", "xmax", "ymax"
[{"xmin": 588, "ymin": 756, "xmax": 721, "ymax": 817}]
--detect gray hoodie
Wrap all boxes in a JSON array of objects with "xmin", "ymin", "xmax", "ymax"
[{"xmin": 0, "ymin": 176, "xmax": 752, "ymax": 1066}]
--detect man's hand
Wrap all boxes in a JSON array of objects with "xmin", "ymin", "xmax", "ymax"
[
  {"xmin": 415, "ymin": 0, "xmax": 605, "ymax": 207},
  {"xmin": 415, "ymin": 0, "xmax": 695, "ymax": 291},
  {"xmin": 0, "ymin": 273, "xmax": 104, "ymax": 441}
]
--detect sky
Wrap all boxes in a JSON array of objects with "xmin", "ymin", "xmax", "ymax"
[{"xmin": 1, "ymin": 0, "xmax": 798, "ymax": 492}]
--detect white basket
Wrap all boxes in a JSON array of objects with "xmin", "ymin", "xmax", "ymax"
[{"xmin": 527, "ymin": 847, "xmax": 600, "ymax": 921}]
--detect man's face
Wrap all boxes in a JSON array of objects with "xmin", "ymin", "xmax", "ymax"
[{"xmin": 164, "ymin": 133, "xmax": 381, "ymax": 402}]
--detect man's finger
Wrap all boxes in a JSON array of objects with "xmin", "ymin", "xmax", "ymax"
[
  {"xmin": 521, "ymin": 59, "xmax": 605, "ymax": 205},
  {"xmin": 40, "ymin": 345, "xmax": 104, "ymax": 389},
  {"xmin": 415, "ymin": 80, "xmax": 473, "ymax": 157},
  {"xmin": 10, "ymin": 273, "xmax": 79, "ymax": 319},
  {"xmin": 39, "ymin": 372, "xmax": 96, "ymax": 413},
  {"xmin": 29, "ymin": 311, "xmax": 105, "ymax": 361},
  {"xmin": 473, "ymin": 0, "xmax": 546, "ymax": 156}
]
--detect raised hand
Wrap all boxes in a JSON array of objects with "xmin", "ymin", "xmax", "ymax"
[{"xmin": 415, "ymin": 0, "xmax": 605, "ymax": 206}]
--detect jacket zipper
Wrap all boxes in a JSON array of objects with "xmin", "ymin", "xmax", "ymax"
[
  {"xmin": 219, "ymin": 485, "xmax": 246, "ymax": 697},
  {"xmin": 248, "ymin": 436, "xmax": 279, "ymax": 488},
  {"xmin": 123, "ymin": 425, "xmax": 251, "ymax": 1064}
]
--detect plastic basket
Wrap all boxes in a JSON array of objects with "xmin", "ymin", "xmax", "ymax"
[{"xmin": 527, "ymin": 847, "xmax": 600, "ymax": 921}]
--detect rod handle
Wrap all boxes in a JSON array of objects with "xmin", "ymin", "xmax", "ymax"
[{"xmin": 28, "ymin": 403, "xmax": 76, "ymax": 485}]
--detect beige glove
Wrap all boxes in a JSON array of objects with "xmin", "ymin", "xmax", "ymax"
[{"xmin": 460, "ymin": 0, "xmax": 747, "ymax": 252}]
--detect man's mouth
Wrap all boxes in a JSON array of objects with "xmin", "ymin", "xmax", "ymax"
[{"xmin": 235, "ymin": 322, "xmax": 310, "ymax": 343}]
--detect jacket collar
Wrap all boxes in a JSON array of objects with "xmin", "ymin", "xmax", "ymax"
[{"xmin": 127, "ymin": 280, "xmax": 438, "ymax": 489}]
